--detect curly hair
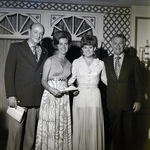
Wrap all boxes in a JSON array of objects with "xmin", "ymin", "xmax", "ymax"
[
  {"xmin": 53, "ymin": 31, "xmax": 72, "ymax": 46},
  {"xmin": 80, "ymin": 35, "xmax": 98, "ymax": 48}
]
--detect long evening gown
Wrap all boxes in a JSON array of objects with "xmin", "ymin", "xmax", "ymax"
[
  {"xmin": 35, "ymin": 55, "xmax": 72, "ymax": 150},
  {"xmin": 68, "ymin": 56, "xmax": 107, "ymax": 150}
]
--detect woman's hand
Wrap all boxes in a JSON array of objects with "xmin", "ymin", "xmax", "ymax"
[
  {"xmin": 49, "ymin": 87, "xmax": 63, "ymax": 97},
  {"xmin": 73, "ymin": 90, "xmax": 79, "ymax": 96}
]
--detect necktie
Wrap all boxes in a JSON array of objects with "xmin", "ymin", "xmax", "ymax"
[
  {"xmin": 115, "ymin": 56, "xmax": 121, "ymax": 79},
  {"xmin": 32, "ymin": 46, "xmax": 38, "ymax": 62}
]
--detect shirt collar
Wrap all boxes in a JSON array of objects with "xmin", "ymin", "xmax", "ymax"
[
  {"xmin": 114, "ymin": 53, "xmax": 124, "ymax": 60},
  {"xmin": 27, "ymin": 40, "xmax": 38, "ymax": 49},
  {"xmin": 79, "ymin": 56, "xmax": 100, "ymax": 67}
]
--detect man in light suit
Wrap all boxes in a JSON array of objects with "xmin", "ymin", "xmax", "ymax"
[
  {"xmin": 5, "ymin": 23, "xmax": 48, "ymax": 150},
  {"xmin": 103, "ymin": 34, "xmax": 144, "ymax": 150}
]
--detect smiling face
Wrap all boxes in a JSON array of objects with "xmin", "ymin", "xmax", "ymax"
[
  {"xmin": 28, "ymin": 23, "xmax": 44, "ymax": 45},
  {"xmin": 56, "ymin": 38, "xmax": 69, "ymax": 54},
  {"xmin": 82, "ymin": 45, "xmax": 96, "ymax": 58},
  {"xmin": 111, "ymin": 36, "xmax": 125, "ymax": 56}
]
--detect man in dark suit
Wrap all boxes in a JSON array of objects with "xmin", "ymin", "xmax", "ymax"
[
  {"xmin": 5, "ymin": 23, "xmax": 48, "ymax": 150},
  {"xmin": 103, "ymin": 34, "xmax": 144, "ymax": 150}
]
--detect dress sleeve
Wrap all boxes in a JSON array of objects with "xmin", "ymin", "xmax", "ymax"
[
  {"xmin": 68, "ymin": 59, "xmax": 78, "ymax": 86},
  {"xmin": 101, "ymin": 62, "xmax": 107, "ymax": 86}
]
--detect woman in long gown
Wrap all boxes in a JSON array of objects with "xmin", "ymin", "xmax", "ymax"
[
  {"xmin": 68, "ymin": 35, "xmax": 107, "ymax": 150},
  {"xmin": 35, "ymin": 31, "xmax": 72, "ymax": 150}
]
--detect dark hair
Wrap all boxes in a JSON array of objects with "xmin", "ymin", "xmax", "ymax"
[
  {"xmin": 80, "ymin": 35, "xmax": 98, "ymax": 48},
  {"xmin": 111, "ymin": 34, "xmax": 126, "ymax": 43},
  {"xmin": 53, "ymin": 31, "xmax": 72, "ymax": 46}
]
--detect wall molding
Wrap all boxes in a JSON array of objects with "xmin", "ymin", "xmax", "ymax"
[{"xmin": 0, "ymin": 0, "xmax": 130, "ymax": 14}]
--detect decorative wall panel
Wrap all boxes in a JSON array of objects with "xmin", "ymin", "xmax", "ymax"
[
  {"xmin": 0, "ymin": 0, "xmax": 130, "ymax": 54},
  {"xmin": 0, "ymin": 12, "xmax": 40, "ymax": 39}
]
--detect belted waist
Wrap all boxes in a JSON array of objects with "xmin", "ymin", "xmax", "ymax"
[
  {"xmin": 48, "ymin": 77, "xmax": 67, "ymax": 81},
  {"xmin": 78, "ymin": 84, "xmax": 98, "ymax": 88}
]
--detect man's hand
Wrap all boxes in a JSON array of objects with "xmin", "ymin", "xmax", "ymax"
[
  {"xmin": 8, "ymin": 96, "xmax": 17, "ymax": 109},
  {"xmin": 133, "ymin": 102, "xmax": 141, "ymax": 113}
]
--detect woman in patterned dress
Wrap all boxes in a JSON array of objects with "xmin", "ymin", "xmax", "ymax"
[
  {"xmin": 35, "ymin": 31, "xmax": 72, "ymax": 150},
  {"xmin": 68, "ymin": 35, "xmax": 107, "ymax": 150}
]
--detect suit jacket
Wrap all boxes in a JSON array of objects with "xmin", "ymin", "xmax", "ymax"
[
  {"xmin": 5, "ymin": 40, "xmax": 48, "ymax": 107},
  {"xmin": 103, "ymin": 53, "xmax": 144, "ymax": 111}
]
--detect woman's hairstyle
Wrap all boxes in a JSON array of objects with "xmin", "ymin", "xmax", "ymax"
[
  {"xmin": 53, "ymin": 31, "xmax": 72, "ymax": 46},
  {"xmin": 80, "ymin": 35, "xmax": 98, "ymax": 48}
]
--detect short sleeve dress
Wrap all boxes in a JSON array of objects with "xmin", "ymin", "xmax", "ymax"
[
  {"xmin": 68, "ymin": 56, "xmax": 106, "ymax": 150},
  {"xmin": 35, "ymin": 55, "xmax": 72, "ymax": 150}
]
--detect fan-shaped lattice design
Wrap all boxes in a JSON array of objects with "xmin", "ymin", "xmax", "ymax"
[
  {"xmin": 0, "ymin": 13, "xmax": 40, "ymax": 37},
  {"xmin": 51, "ymin": 16, "xmax": 93, "ymax": 40}
]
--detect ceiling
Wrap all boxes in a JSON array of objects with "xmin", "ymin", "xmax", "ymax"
[{"xmin": 16, "ymin": 0, "xmax": 150, "ymax": 7}]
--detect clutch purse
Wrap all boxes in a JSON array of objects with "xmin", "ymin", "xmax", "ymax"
[
  {"xmin": 60, "ymin": 85, "xmax": 78, "ymax": 92},
  {"xmin": 6, "ymin": 105, "xmax": 25, "ymax": 123}
]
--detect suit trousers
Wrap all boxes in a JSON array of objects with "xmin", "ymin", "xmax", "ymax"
[
  {"xmin": 6, "ymin": 107, "xmax": 39, "ymax": 150},
  {"xmin": 108, "ymin": 107, "xmax": 133, "ymax": 150}
]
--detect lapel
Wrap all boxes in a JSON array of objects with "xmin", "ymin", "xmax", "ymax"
[
  {"xmin": 79, "ymin": 56, "xmax": 87, "ymax": 68},
  {"xmin": 21, "ymin": 40, "xmax": 47, "ymax": 71},
  {"xmin": 36, "ymin": 47, "xmax": 47, "ymax": 70},
  {"xmin": 107, "ymin": 54, "xmax": 131, "ymax": 81},
  {"xmin": 107, "ymin": 55, "xmax": 117, "ymax": 81},
  {"xmin": 119, "ymin": 54, "xmax": 130, "ymax": 80},
  {"xmin": 21, "ymin": 40, "xmax": 37, "ymax": 67},
  {"xmin": 89, "ymin": 58, "xmax": 100, "ymax": 69},
  {"xmin": 79, "ymin": 56, "xmax": 99, "ymax": 69}
]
